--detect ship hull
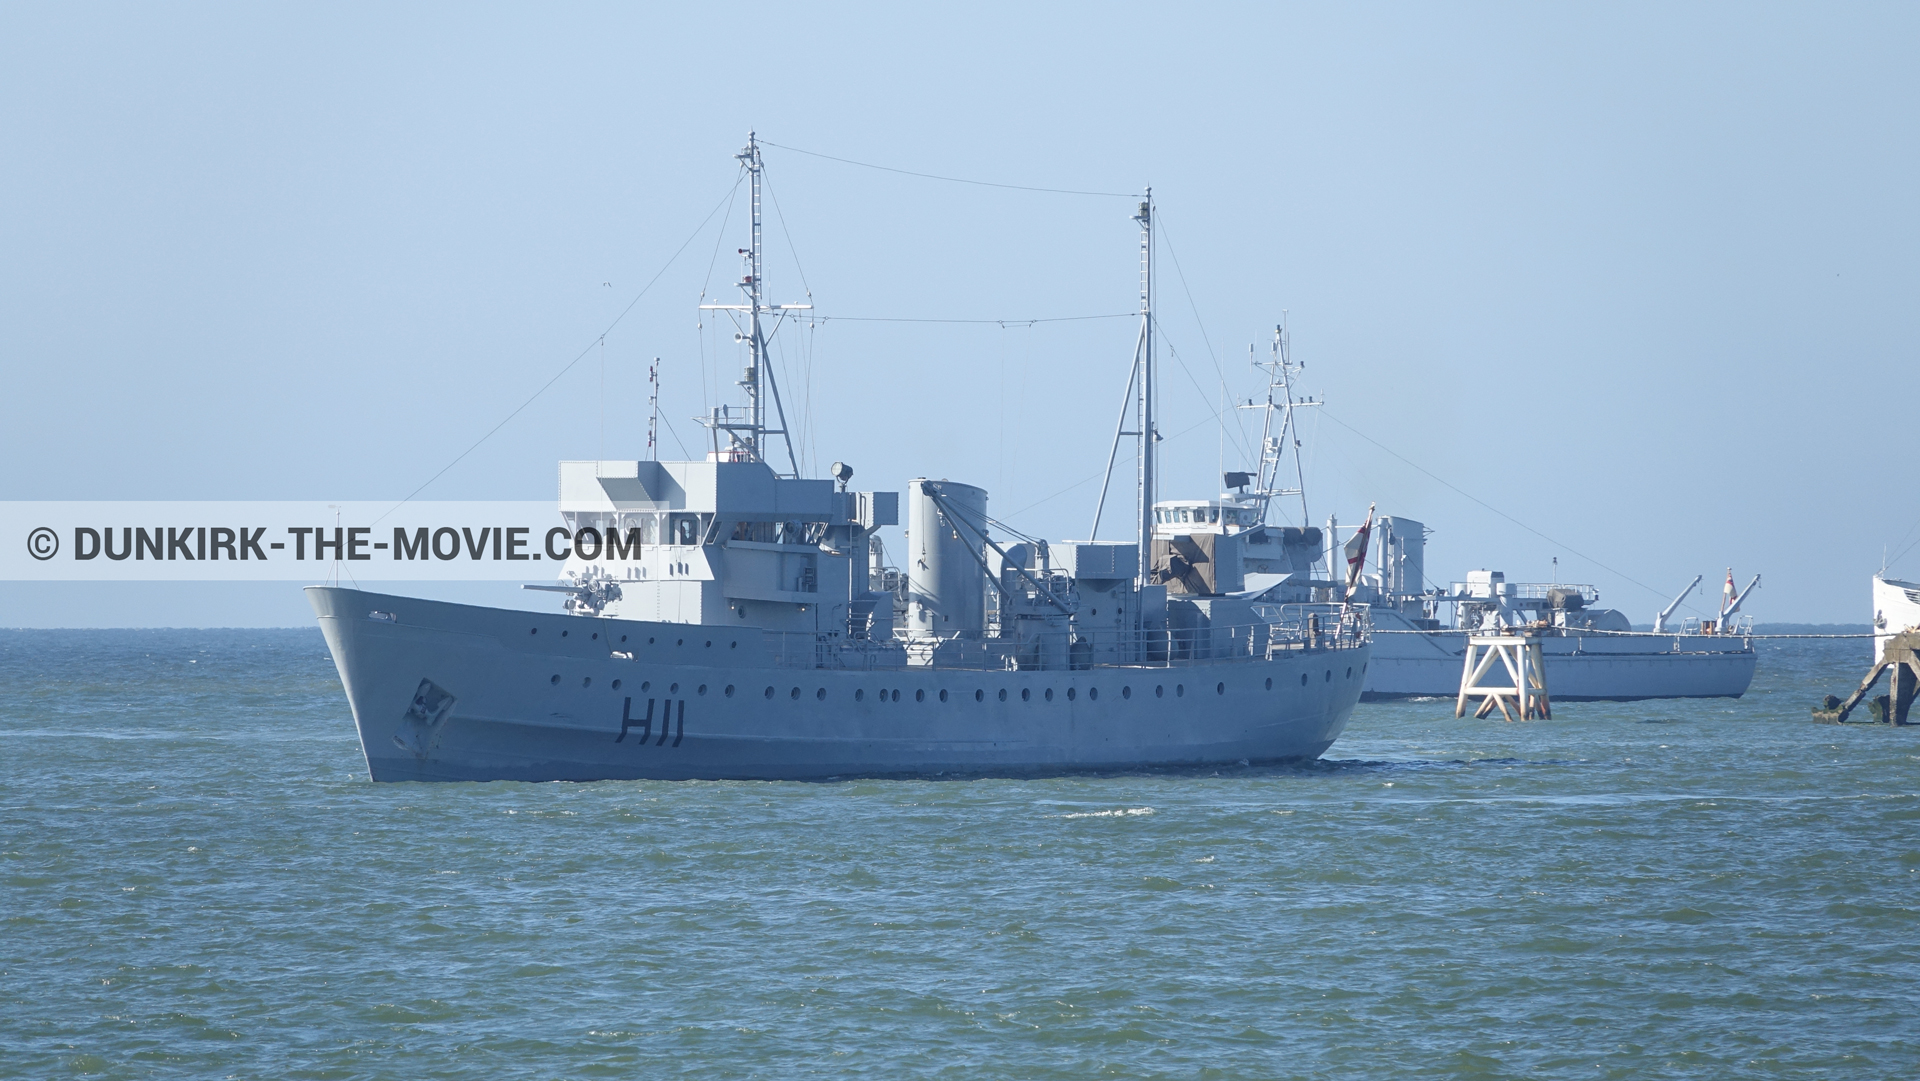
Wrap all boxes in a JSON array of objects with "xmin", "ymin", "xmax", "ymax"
[
  {"xmin": 310, "ymin": 587, "xmax": 1370, "ymax": 782},
  {"xmin": 1872, "ymin": 574, "xmax": 1920, "ymax": 660},
  {"xmin": 1360, "ymin": 618, "xmax": 1756, "ymax": 701}
]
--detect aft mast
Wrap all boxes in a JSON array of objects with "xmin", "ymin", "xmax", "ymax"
[
  {"xmin": 1087, "ymin": 188, "xmax": 1158, "ymax": 592},
  {"xmin": 699, "ymin": 132, "xmax": 810, "ymax": 476},
  {"xmin": 1134, "ymin": 190, "xmax": 1156, "ymax": 588}
]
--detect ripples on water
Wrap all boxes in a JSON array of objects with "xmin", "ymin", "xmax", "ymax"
[{"xmin": 2, "ymin": 630, "xmax": 1914, "ymax": 1079}]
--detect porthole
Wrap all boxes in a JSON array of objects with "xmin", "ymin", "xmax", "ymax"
[
  {"xmin": 561, "ymin": 630, "xmax": 568, "ymax": 638},
  {"xmin": 670, "ymin": 682, "xmax": 679, "ymax": 694},
  {"xmin": 1122, "ymin": 686, "xmax": 1132, "ymax": 699},
  {"xmin": 641, "ymin": 681, "xmax": 651, "ymax": 692},
  {"xmin": 1088, "ymin": 687, "xmax": 1098, "ymax": 701},
  {"xmin": 724, "ymin": 685, "xmax": 735, "ymax": 697},
  {"xmin": 790, "ymin": 687, "xmax": 801, "ymax": 700},
  {"xmin": 620, "ymin": 634, "xmax": 627, "ymax": 643},
  {"xmin": 1324, "ymin": 671, "xmax": 1331, "ymax": 682},
  {"xmin": 1155, "ymin": 685, "xmax": 1164, "ymax": 698},
  {"xmin": 1021, "ymin": 688, "xmax": 1031, "ymax": 702},
  {"xmin": 1216, "ymin": 682, "xmax": 1225, "ymax": 696},
  {"xmin": 611, "ymin": 679, "xmax": 622, "ymax": 690},
  {"xmin": 705, "ymin": 640, "xmax": 712, "ymax": 648},
  {"xmin": 1346, "ymin": 667, "xmax": 1353, "ymax": 678},
  {"xmin": 891, "ymin": 689, "xmax": 901, "ymax": 702},
  {"xmin": 974, "ymin": 689, "xmax": 984, "ymax": 702},
  {"xmin": 816, "ymin": 688, "xmax": 826, "ymax": 701},
  {"xmin": 591, "ymin": 633, "xmax": 598, "ymax": 641},
  {"xmin": 1265, "ymin": 677, "xmax": 1272, "ymax": 690},
  {"xmin": 1044, "ymin": 688, "xmax": 1054, "ymax": 702},
  {"xmin": 676, "ymin": 638, "xmax": 684, "ymax": 647},
  {"xmin": 1300, "ymin": 673, "xmax": 1308, "ymax": 686},
  {"xmin": 1066, "ymin": 687, "xmax": 1077, "ymax": 701},
  {"xmin": 698, "ymin": 684, "xmax": 708, "ymax": 696},
  {"xmin": 764, "ymin": 686, "xmax": 775, "ymax": 699},
  {"xmin": 582, "ymin": 676, "xmax": 592, "ymax": 688},
  {"xmin": 530, "ymin": 627, "xmax": 538, "ymax": 635},
  {"xmin": 939, "ymin": 689, "xmax": 949, "ymax": 702},
  {"xmin": 998, "ymin": 689, "xmax": 1008, "ymax": 702},
  {"xmin": 549, "ymin": 674, "xmax": 560, "ymax": 685},
  {"xmin": 648, "ymin": 637, "xmax": 656, "ymax": 645},
  {"xmin": 1176, "ymin": 684, "xmax": 1185, "ymax": 697},
  {"xmin": 855, "ymin": 689, "xmax": 866, "ymax": 702},
  {"xmin": 915, "ymin": 689, "xmax": 926, "ymax": 702},
  {"xmin": 730, "ymin": 641, "xmax": 738, "ymax": 649}
]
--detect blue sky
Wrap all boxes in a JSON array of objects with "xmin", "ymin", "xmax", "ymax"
[{"xmin": 2, "ymin": 3, "xmax": 1914, "ymax": 625}]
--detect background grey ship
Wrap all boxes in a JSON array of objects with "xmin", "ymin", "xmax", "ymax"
[{"xmin": 312, "ymin": 136, "xmax": 1370, "ymax": 782}]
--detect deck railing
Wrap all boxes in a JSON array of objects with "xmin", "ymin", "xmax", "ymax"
[{"xmin": 754, "ymin": 604, "xmax": 1371, "ymax": 672}]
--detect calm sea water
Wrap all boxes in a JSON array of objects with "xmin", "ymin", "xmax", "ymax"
[{"xmin": 2, "ymin": 629, "xmax": 1914, "ymax": 1080}]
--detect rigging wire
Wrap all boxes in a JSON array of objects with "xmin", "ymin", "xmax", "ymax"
[
  {"xmin": 761, "ymin": 172, "xmax": 813, "ymax": 300},
  {"xmin": 1005, "ymin": 410, "xmax": 1240, "ymax": 522},
  {"xmin": 815, "ymin": 312, "xmax": 1134, "ymax": 326},
  {"xmin": 763, "ymin": 170, "xmax": 823, "ymax": 474},
  {"xmin": 695, "ymin": 174, "xmax": 746, "ymax": 432},
  {"xmin": 1154, "ymin": 208, "xmax": 1254, "ymax": 466},
  {"xmin": 1319, "ymin": 408, "xmax": 1675, "ymax": 604},
  {"xmin": 660, "ymin": 412, "xmax": 692, "ymax": 459},
  {"xmin": 1882, "ymin": 515, "xmax": 1920, "ymax": 571},
  {"xmin": 1156, "ymin": 327, "xmax": 1236, "ymax": 433},
  {"xmin": 372, "ymin": 175, "xmax": 744, "ymax": 524},
  {"xmin": 758, "ymin": 139, "xmax": 1136, "ymax": 198},
  {"xmin": 806, "ymin": 318, "xmax": 821, "ymax": 477}
]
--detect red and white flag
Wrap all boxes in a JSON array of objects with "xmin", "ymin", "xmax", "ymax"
[
  {"xmin": 1720, "ymin": 569, "xmax": 1737, "ymax": 618},
  {"xmin": 1344, "ymin": 503, "xmax": 1376, "ymax": 595}
]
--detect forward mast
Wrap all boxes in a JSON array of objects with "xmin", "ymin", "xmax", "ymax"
[{"xmin": 698, "ymin": 132, "xmax": 811, "ymax": 477}]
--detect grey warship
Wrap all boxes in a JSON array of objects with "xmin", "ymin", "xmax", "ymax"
[{"xmin": 310, "ymin": 136, "xmax": 1370, "ymax": 782}]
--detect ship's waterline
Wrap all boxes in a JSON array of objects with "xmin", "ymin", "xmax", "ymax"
[{"xmin": 312, "ymin": 586, "xmax": 1370, "ymax": 782}]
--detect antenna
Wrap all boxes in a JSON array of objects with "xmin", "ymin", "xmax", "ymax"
[{"xmin": 648, "ymin": 357, "xmax": 659, "ymax": 461}]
